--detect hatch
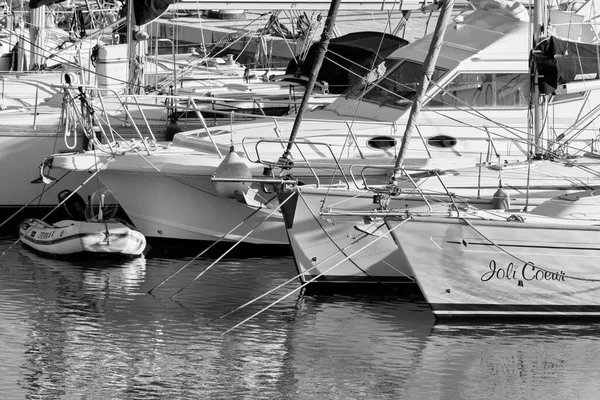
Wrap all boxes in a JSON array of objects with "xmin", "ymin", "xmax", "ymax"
[
  {"xmin": 427, "ymin": 135, "xmax": 457, "ymax": 148},
  {"xmin": 367, "ymin": 136, "xmax": 397, "ymax": 150}
]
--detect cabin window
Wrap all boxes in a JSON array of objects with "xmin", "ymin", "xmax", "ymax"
[
  {"xmin": 367, "ymin": 136, "xmax": 397, "ymax": 150},
  {"xmin": 358, "ymin": 60, "xmax": 447, "ymax": 108},
  {"xmin": 427, "ymin": 135, "xmax": 457, "ymax": 148},
  {"xmin": 428, "ymin": 73, "xmax": 529, "ymax": 108}
]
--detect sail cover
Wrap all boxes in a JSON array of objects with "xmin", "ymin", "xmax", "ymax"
[
  {"xmin": 133, "ymin": 0, "xmax": 175, "ymax": 25},
  {"xmin": 535, "ymin": 36, "xmax": 600, "ymax": 94},
  {"xmin": 286, "ymin": 31, "xmax": 409, "ymax": 94}
]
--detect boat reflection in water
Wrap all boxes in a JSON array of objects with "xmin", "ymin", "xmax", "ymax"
[
  {"xmin": 410, "ymin": 323, "xmax": 600, "ymax": 399},
  {"xmin": 279, "ymin": 291, "xmax": 434, "ymax": 397},
  {"xmin": 8, "ymin": 248, "xmax": 149, "ymax": 398}
]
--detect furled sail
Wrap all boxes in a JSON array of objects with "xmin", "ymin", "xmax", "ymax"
[{"xmin": 534, "ymin": 35, "xmax": 600, "ymax": 94}]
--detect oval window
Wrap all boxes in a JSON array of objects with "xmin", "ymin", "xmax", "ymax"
[
  {"xmin": 427, "ymin": 135, "xmax": 457, "ymax": 148},
  {"xmin": 367, "ymin": 136, "xmax": 397, "ymax": 150}
]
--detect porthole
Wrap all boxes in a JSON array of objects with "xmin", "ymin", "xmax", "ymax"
[
  {"xmin": 427, "ymin": 135, "xmax": 457, "ymax": 148},
  {"xmin": 366, "ymin": 136, "xmax": 397, "ymax": 150}
]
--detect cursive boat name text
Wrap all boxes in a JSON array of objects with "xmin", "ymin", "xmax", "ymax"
[{"xmin": 481, "ymin": 260, "xmax": 566, "ymax": 282}]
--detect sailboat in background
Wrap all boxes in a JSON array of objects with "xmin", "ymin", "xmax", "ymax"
[
  {"xmin": 0, "ymin": 0, "xmax": 118, "ymax": 107},
  {"xmin": 0, "ymin": 0, "xmax": 338, "ymax": 225},
  {"xmin": 0, "ymin": 0, "xmax": 160, "ymax": 226},
  {"xmin": 386, "ymin": 0, "xmax": 600, "ymax": 318}
]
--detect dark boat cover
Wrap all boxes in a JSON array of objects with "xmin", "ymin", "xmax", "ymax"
[
  {"xmin": 286, "ymin": 31, "xmax": 409, "ymax": 94},
  {"xmin": 535, "ymin": 35, "xmax": 600, "ymax": 94},
  {"xmin": 28, "ymin": 0, "xmax": 64, "ymax": 8},
  {"xmin": 132, "ymin": 0, "xmax": 175, "ymax": 25}
]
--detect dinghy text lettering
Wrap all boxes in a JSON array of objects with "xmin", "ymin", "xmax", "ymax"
[{"xmin": 37, "ymin": 231, "xmax": 56, "ymax": 240}]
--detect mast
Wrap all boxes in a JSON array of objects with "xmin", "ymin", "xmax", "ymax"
[
  {"xmin": 279, "ymin": 0, "xmax": 341, "ymax": 161},
  {"xmin": 127, "ymin": 0, "xmax": 135, "ymax": 93},
  {"xmin": 532, "ymin": 0, "xmax": 546, "ymax": 157},
  {"xmin": 30, "ymin": 5, "xmax": 46, "ymax": 70},
  {"xmin": 127, "ymin": 0, "xmax": 147, "ymax": 95},
  {"xmin": 390, "ymin": 0, "xmax": 455, "ymax": 182}
]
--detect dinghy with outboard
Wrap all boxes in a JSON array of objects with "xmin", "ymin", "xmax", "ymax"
[{"xmin": 19, "ymin": 189, "xmax": 146, "ymax": 256}]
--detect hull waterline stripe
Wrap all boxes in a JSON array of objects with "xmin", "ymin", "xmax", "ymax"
[
  {"xmin": 431, "ymin": 303, "xmax": 600, "ymax": 314},
  {"xmin": 300, "ymin": 275, "xmax": 416, "ymax": 283}
]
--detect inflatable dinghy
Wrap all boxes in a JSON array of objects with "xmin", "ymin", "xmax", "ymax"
[
  {"xmin": 20, "ymin": 188, "xmax": 146, "ymax": 256},
  {"xmin": 19, "ymin": 218, "xmax": 146, "ymax": 256}
]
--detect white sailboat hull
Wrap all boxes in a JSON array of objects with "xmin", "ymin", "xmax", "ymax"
[
  {"xmin": 98, "ymin": 169, "xmax": 287, "ymax": 245},
  {"xmin": 280, "ymin": 159, "xmax": 600, "ymax": 284},
  {"xmin": 0, "ymin": 129, "xmax": 94, "ymax": 212},
  {"xmin": 281, "ymin": 187, "xmax": 425, "ymax": 284},
  {"xmin": 387, "ymin": 215, "xmax": 600, "ymax": 318}
]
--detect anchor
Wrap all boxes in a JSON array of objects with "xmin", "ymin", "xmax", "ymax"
[{"xmin": 31, "ymin": 157, "xmax": 57, "ymax": 185}]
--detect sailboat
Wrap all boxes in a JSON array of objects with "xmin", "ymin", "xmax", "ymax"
[
  {"xmin": 385, "ymin": 0, "xmax": 600, "ymax": 318},
  {"xmin": 41, "ymin": 7, "xmax": 411, "ymax": 245}
]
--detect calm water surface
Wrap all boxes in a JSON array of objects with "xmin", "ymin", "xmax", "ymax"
[{"xmin": 2, "ymin": 235, "xmax": 600, "ymax": 399}]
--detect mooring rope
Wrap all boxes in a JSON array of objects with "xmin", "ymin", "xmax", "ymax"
[
  {"xmin": 169, "ymin": 192, "xmax": 293, "ymax": 299},
  {"xmin": 0, "ymin": 161, "xmax": 113, "ymax": 258},
  {"xmin": 0, "ymin": 170, "xmax": 71, "ymax": 233},
  {"xmin": 299, "ymin": 190, "xmax": 410, "ymax": 286},
  {"xmin": 146, "ymin": 193, "xmax": 280, "ymax": 295},
  {"xmin": 209, "ymin": 213, "xmax": 411, "ymax": 324},
  {"xmin": 221, "ymin": 216, "xmax": 411, "ymax": 335}
]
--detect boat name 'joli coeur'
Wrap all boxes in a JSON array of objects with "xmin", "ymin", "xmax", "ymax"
[{"xmin": 481, "ymin": 260, "xmax": 566, "ymax": 282}]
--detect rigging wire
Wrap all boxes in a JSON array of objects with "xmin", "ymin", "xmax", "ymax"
[
  {"xmin": 146, "ymin": 193, "xmax": 280, "ymax": 295},
  {"xmin": 220, "ymin": 216, "xmax": 412, "ymax": 336}
]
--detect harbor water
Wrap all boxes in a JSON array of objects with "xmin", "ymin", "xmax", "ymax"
[{"xmin": 2, "ymin": 234, "xmax": 600, "ymax": 399}]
